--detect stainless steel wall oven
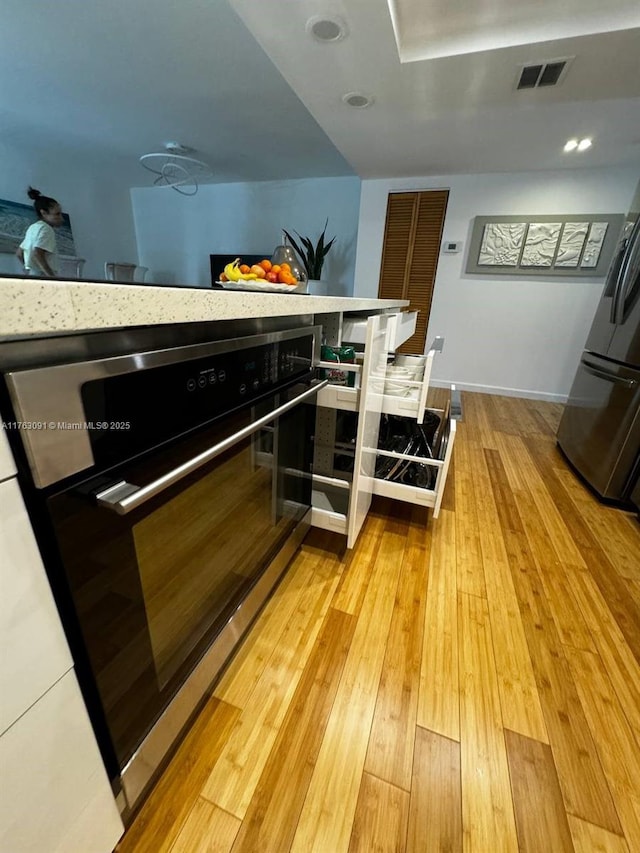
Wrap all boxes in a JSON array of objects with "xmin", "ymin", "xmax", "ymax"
[{"xmin": 0, "ymin": 319, "xmax": 325, "ymax": 815}]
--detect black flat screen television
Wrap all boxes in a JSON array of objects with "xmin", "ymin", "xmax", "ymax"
[{"xmin": 210, "ymin": 254, "xmax": 269, "ymax": 287}]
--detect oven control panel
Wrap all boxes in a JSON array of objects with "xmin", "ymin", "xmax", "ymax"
[
  {"xmin": 79, "ymin": 332, "xmax": 316, "ymax": 467},
  {"xmin": 183, "ymin": 340, "xmax": 308, "ymax": 400}
]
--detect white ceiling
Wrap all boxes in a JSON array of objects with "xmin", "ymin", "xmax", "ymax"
[
  {"xmin": 1, "ymin": 0, "xmax": 639, "ymax": 187},
  {"xmin": 231, "ymin": 0, "xmax": 640, "ymax": 177},
  {"xmin": 388, "ymin": 0, "xmax": 640, "ymax": 61},
  {"xmin": 0, "ymin": 0, "xmax": 354, "ymax": 187}
]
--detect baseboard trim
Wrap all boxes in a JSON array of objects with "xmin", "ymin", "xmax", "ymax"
[{"xmin": 429, "ymin": 379, "xmax": 567, "ymax": 404}]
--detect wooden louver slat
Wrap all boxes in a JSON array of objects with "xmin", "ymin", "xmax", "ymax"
[
  {"xmin": 377, "ymin": 193, "xmax": 418, "ymax": 302},
  {"xmin": 378, "ymin": 190, "xmax": 449, "ymax": 354}
]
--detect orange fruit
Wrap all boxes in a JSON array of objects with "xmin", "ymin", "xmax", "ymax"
[
  {"xmin": 239, "ymin": 264, "xmax": 250, "ymax": 274},
  {"xmin": 280, "ymin": 262, "xmax": 291, "ymax": 272},
  {"xmin": 219, "ymin": 272, "xmax": 228, "ymax": 281},
  {"xmin": 271, "ymin": 264, "xmax": 281, "ymax": 275},
  {"xmin": 259, "ymin": 259, "xmax": 272, "ymax": 272}
]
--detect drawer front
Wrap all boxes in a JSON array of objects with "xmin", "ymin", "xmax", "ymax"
[
  {"xmin": 342, "ymin": 311, "xmax": 417, "ymax": 351},
  {"xmin": 0, "ymin": 478, "xmax": 73, "ymax": 734},
  {"xmin": 0, "ymin": 670, "xmax": 123, "ymax": 853},
  {"xmin": 389, "ymin": 311, "xmax": 418, "ymax": 349},
  {"xmin": 370, "ymin": 386, "xmax": 458, "ymax": 517}
]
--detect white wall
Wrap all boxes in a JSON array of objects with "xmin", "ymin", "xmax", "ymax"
[
  {"xmin": 0, "ymin": 141, "xmax": 138, "ymax": 281},
  {"xmin": 354, "ymin": 166, "xmax": 640, "ymax": 400},
  {"xmin": 131, "ymin": 176, "xmax": 361, "ymax": 294}
]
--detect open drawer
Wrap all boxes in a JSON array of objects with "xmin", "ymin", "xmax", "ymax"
[
  {"xmin": 311, "ymin": 476, "xmax": 349, "ymax": 535},
  {"xmin": 366, "ymin": 387, "xmax": 459, "ymax": 518},
  {"xmin": 311, "ymin": 313, "xmax": 391, "ymax": 547},
  {"xmin": 342, "ymin": 311, "xmax": 418, "ymax": 351},
  {"xmin": 316, "ymin": 335, "xmax": 444, "ymax": 421},
  {"xmin": 376, "ymin": 337, "xmax": 443, "ymax": 424}
]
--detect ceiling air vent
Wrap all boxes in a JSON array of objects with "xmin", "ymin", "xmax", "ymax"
[{"xmin": 516, "ymin": 57, "xmax": 573, "ymax": 90}]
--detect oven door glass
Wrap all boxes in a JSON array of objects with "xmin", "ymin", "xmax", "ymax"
[{"xmin": 45, "ymin": 384, "xmax": 315, "ymax": 770}]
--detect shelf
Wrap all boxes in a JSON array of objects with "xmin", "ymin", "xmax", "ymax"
[
  {"xmin": 317, "ymin": 340, "xmax": 441, "ymax": 422},
  {"xmin": 310, "ymin": 508, "xmax": 347, "ymax": 534},
  {"xmin": 316, "ymin": 384, "xmax": 358, "ymax": 411},
  {"xmin": 311, "ymin": 476, "xmax": 349, "ymax": 534}
]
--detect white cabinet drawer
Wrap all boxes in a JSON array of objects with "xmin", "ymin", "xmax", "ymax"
[
  {"xmin": 369, "ymin": 388, "xmax": 459, "ymax": 518},
  {"xmin": 0, "ymin": 670, "xmax": 123, "ymax": 853},
  {"xmin": 0, "ymin": 478, "xmax": 73, "ymax": 734},
  {"xmin": 342, "ymin": 311, "xmax": 418, "ymax": 351},
  {"xmin": 388, "ymin": 310, "xmax": 418, "ymax": 349},
  {"xmin": 0, "ymin": 427, "xmax": 17, "ymax": 482}
]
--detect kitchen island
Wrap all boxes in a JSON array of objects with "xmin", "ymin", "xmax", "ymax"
[
  {"xmin": 0, "ymin": 277, "xmax": 408, "ymax": 338},
  {"xmin": 0, "ymin": 276, "xmax": 412, "ymax": 852}
]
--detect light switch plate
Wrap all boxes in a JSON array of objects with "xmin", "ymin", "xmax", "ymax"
[{"xmin": 442, "ymin": 240, "xmax": 463, "ymax": 253}]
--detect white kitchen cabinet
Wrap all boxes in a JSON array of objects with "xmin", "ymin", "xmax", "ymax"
[
  {"xmin": 0, "ymin": 457, "xmax": 123, "ymax": 851},
  {"xmin": 0, "ymin": 669, "xmax": 123, "ymax": 853},
  {"xmin": 347, "ymin": 313, "xmax": 392, "ymax": 546},
  {"xmin": 312, "ymin": 312, "xmax": 457, "ymax": 547},
  {"xmin": 0, "ymin": 427, "xmax": 17, "ymax": 482},
  {"xmin": 313, "ymin": 314, "xmax": 391, "ymax": 546},
  {"xmin": 342, "ymin": 310, "xmax": 418, "ymax": 352},
  {"xmin": 0, "ymin": 477, "xmax": 73, "ymax": 735}
]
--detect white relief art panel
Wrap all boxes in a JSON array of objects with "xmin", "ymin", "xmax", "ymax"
[
  {"xmin": 555, "ymin": 222, "xmax": 589, "ymax": 267},
  {"xmin": 520, "ymin": 222, "xmax": 562, "ymax": 267},
  {"xmin": 581, "ymin": 222, "xmax": 609, "ymax": 268},
  {"xmin": 466, "ymin": 213, "xmax": 623, "ymax": 277},
  {"xmin": 478, "ymin": 223, "xmax": 526, "ymax": 266}
]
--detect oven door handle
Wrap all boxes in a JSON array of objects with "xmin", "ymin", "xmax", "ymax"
[{"xmin": 95, "ymin": 379, "xmax": 328, "ymax": 515}]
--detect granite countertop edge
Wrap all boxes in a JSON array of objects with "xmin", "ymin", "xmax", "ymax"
[{"xmin": 0, "ymin": 279, "xmax": 409, "ymax": 339}]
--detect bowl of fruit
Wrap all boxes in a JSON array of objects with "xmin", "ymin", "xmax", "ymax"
[{"xmin": 217, "ymin": 258, "xmax": 306, "ymax": 293}]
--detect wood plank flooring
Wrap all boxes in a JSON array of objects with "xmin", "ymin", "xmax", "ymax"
[{"xmin": 117, "ymin": 391, "xmax": 640, "ymax": 853}]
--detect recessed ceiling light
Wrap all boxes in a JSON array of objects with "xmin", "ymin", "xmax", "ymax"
[
  {"xmin": 564, "ymin": 139, "xmax": 578, "ymax": 152},
  {"xmin": 342, "ymin": 92, "xmax": 374, "ymax": 109},
  {"xmin": 306, "ymin": 16, "xmax": 347, "ymax": 43},
  {"xmin": 577, "ymin": 138, "xmax": 592, "ymax": 151}
]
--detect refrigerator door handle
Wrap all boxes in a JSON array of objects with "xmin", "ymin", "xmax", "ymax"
[
  {"xmin": 611, "ymin": 217, "xmax": 640, "ymax": 324},
  {"xmin": 582, "ymin": 362, "xmax": 638, "ymax": 388}
]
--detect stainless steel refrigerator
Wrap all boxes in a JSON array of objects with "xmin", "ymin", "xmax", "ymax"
[{"xmin": 557, "ymin": 180, "xmax": 640, "ymax": 504}]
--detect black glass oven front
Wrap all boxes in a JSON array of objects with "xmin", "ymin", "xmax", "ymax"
[
  {"xmin": 1, "ymin": 324, "xmax": 321, "ymax": 809},
  {"xmin": 46, "ymin": 381, "xmax": 315, "ymax": 777}
]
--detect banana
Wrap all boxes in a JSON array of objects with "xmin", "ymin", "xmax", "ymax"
[
  {"xmin": 223, "ymin": 258, "xmax": 264, "ymax": 282},
  {"xmin": 224, "ymin": 259, "xmax": 242, "ymax": 281}
]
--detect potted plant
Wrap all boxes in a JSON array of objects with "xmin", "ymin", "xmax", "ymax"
[{"xmin": 282, "ymin": 220, "xmax": 336, "ymax": 294}]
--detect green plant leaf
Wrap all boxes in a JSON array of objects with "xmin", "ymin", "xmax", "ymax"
[
  {"xmin": 322, "ymin": 237, "xmax": 336, "ymax": 257},
  {"xmin": 283, "ymin": 220, "xmax": 335, "ymax": 279},
  {"xmin": 299, "ymin": 234, "xmax": 315, "ymax": 262}
]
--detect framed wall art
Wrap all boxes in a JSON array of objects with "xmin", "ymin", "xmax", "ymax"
[
  {"xmin": 465, "ymin": 213, "xmax": 624, "ymax": 277},
  {"xmin": 0, "ymin": 197, "xmax": 76, "ymax": 256}
]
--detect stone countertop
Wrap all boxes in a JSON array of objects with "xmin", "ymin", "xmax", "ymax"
[{"xmin": 0, "ymin": 279, "xmax": 409, "ymax": 339}]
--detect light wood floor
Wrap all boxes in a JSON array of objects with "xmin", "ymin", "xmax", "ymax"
[{"xmin": 117, "ymin": 391, "xmax": 640, "ymax": 853}]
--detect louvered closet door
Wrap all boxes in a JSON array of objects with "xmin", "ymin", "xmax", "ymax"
[{"xmin": 378, "ymin": 190, "xmax": 449, "ymax": 353}]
